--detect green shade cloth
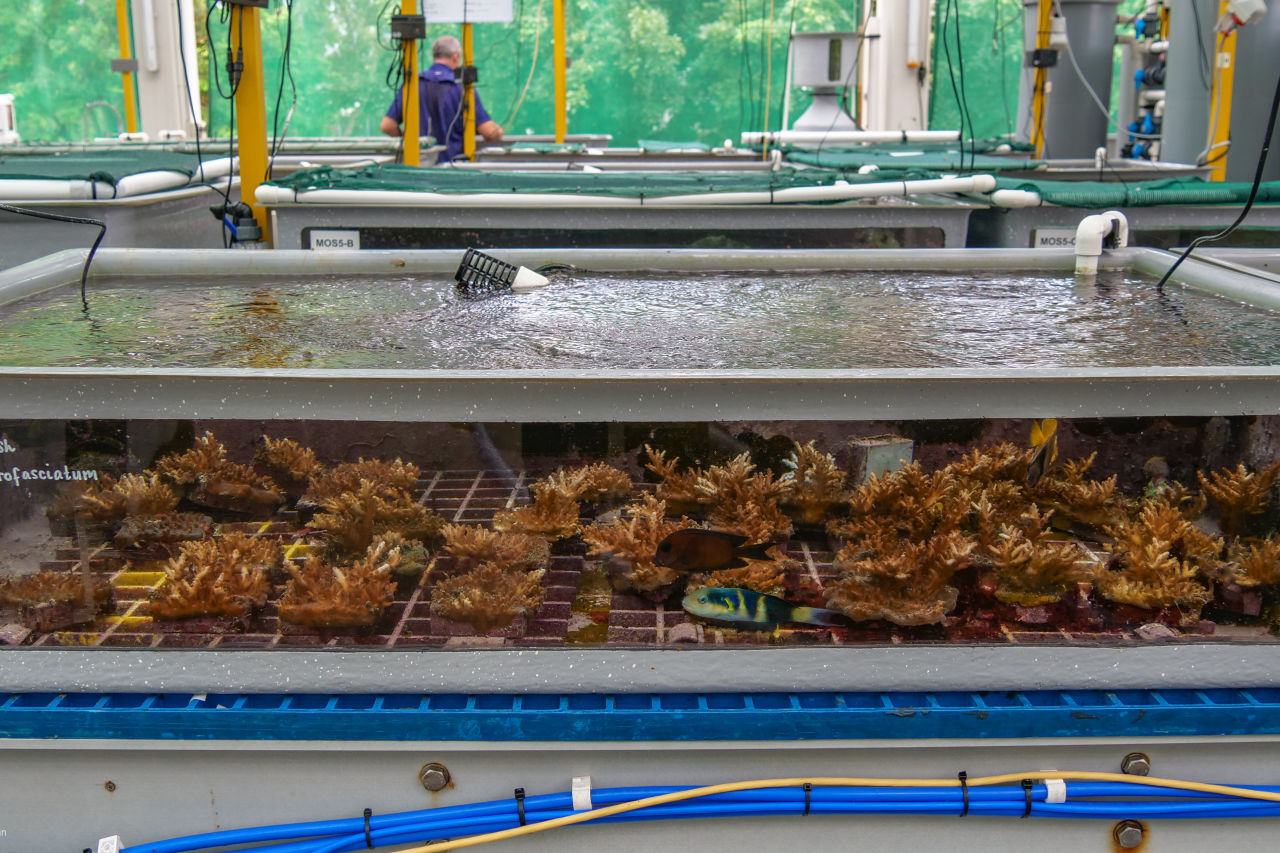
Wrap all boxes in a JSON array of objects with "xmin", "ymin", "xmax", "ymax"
[
  {"xmin": 637, "ymin": 139, "xmax": 713, "ymax": 152},
  {"xmin": 786, "ymin": 148, "xmax": 1043, "ymax": 172},
  {"xmin": 496, "ymin": 142, "xmax": 587, "ymax": 153},
  {"xmin": 0, "ymin": 150, "xmax": 207, "ymax": 185},
  {"xmin": 993, "ymin": 176, "xmax": 1280, "ymax": 208},
  {"xmin": 267, "ymin": 163, "xmax": 938, "ymax": 196}
]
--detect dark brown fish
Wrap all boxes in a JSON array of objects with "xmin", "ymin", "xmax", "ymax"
[{"xmin": 651, "ymin": 529, "xmax": 775, "ymax": 572}]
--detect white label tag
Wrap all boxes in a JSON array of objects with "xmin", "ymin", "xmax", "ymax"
[
  {"xmin": 425, "ymin": 0, "xmax": 513, "ymax": 22},
  {"xmin": 1033, "ymin": 227, "xmax": 1076, "ymax": 249},
  {"xmin": 308, "ymin": 229, "xmax": 361, "ymax": 250}
]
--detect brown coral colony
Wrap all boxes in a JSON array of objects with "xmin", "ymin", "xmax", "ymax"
[{"xmin": 6, "ymin": 425, "xmax": 1280, "ymax": 644}]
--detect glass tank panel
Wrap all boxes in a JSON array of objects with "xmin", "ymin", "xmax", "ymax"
[{"xmin": 2, "ymin": 414, "xmax": 1277, "ymax": 651}]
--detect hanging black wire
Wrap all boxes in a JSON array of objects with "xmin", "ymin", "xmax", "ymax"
[
  {"xmin": 1155, "ymin": 68, "xmax": 1280, "ymax": 292},
  {"xmin": 266, "ymin": 0, "xmax": 298, "ymax": 181},
  {"xmin": 948, "ymin": 0, "xmax": 975, "ymax": 171},
  {"xmin": 0, "ymin": 204, "xmax": 105, "ymax": 311}
]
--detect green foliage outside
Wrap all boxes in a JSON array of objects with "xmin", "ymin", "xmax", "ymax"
[{"xmin": 0, "ymin": 0, "xmax": 1147, "ymax": 148}]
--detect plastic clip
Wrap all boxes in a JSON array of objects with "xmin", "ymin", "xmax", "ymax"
[
  {"xmin": 803, "ymin": 782, "xmax": 812, "ymax": 816},
  {"xmin": 1021, "ymin": 779, "xmax": 1033, "ymax": 818},
  {"xmin": 514, "ymin": 787, "xmax": 527, "ymax": 826},
  {"xmin": 363, "ymin": 808, "xmax": 374, "ymax": 848},
  {"xmin": 957, "ymin": 771, "xmax": 969, "ymax": 816}
]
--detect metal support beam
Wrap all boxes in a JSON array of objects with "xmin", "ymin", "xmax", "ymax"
[
  {"xmin": 463, "ymin": 22, "xmax": 476, "ymax": 161},
  {"xmin": 114, "ymin": 0, "xmax": 140, "ymax": 134},
  {"xmin": 554, "ymin": 0, "xmax": 567, "ymax": 143},
  {"xmin": 401, "ymin": 0, "xmax": 421, "ymax": 166},
  {"xmin": 230, "ymin": 3, "xmax": 270, "ymax": 241}
]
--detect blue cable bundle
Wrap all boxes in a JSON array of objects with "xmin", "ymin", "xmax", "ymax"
[{"xmin": 120, "ymin": 777, "xmax": 1280, "ymax": 853}]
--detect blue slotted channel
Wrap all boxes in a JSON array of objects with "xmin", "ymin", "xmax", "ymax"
[{"xmin": 2, "ymin": 689, "xmax": 1279, "ymax": 742}]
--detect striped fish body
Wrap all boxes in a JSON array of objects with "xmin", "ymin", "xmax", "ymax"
[{"xmin": 681, "ymin": 587, "xmax": 846, "ymax": 630}]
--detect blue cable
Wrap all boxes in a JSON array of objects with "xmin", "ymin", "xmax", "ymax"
[{"xmin": 121, "ymin": 780, "xmax": 1280, "ymax": 853}]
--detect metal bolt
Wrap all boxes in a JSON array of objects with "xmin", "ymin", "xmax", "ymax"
[
  {"xmin": 418, "ymin": 763, "xmax": 451, "ymax": 791},
  {"xmin": 1120, "ymin": 752, "xmax": 1151, "ymax": 776},
  {"xmin": 103, "ymin": 780, "xmax": 117, "ymax": 793},
  {"xmin": 1113, "ymin": 820, "xmax": 1145, "ymax": 849}
]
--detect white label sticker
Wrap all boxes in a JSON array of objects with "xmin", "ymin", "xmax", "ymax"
[
  {"xmin": 1033, "ymin": 228, "xmax": 1077, "ymax": 249},
  {"xmin": 425, "ymin": 0, "xmax": 514, "ymax": 22},
  {"xmin": 308, "ymin": 230, "xmax": 361, "ymax": 251}
]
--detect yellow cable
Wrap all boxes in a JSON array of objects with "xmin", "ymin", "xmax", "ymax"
[{"xmin": 396, "ymin": 771, "xmax": 1280, "ymax": 853}]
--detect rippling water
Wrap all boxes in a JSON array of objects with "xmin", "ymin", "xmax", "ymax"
[{"xmin": 0, "ymin": 269, "xmax": 1275, "ymax": 369}]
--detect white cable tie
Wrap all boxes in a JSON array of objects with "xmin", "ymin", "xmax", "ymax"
[
  {"xmin": 1045, "ymin": 778, "xmax": 1067, "ymax": 804},
  {"xmin": 571, "ymin": 775, "xmax": 593, "ymax": 811}
]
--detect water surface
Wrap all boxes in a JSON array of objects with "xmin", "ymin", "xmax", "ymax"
[{"xmin": 0, "ymin": 269, "xmax": 1274, "ymax": 369}]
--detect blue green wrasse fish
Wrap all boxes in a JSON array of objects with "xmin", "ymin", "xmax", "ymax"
[{"xmin": 682, "ymin": 587, "xmax": 848, "ymax": 630}]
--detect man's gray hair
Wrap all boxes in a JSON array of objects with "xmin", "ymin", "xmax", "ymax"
[{"xmin": 432, "ymin": 35, "xmax": 462, "ymax": 60}]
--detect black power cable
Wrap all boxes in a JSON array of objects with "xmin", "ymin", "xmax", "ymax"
[
  {"xmin": 1155, "ymin": 66, "xmax": 1280, "ymax": 292},
  {"xmin": 0, "ymin": 204, "xmax": 105, "ymax": 311}
]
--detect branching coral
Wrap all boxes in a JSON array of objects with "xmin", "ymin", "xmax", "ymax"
[
  {"xmin": 158, "ymin": 431, "xmax": 284, "ymax": 513},
  {"xmin": 825, "ymin": 530, "xmax": 974, "ymax": 625},
  {"xmin": 301, "ymin": 458, "xmax": 421, "ymax": 506},
  {"xmin": 150, "ymin": 533, "xmax": 279, "ymax": 620},
  {"xmin": 947, "ymin": 442, "xmax": 1033, "ymax": 486},
  {"xmin": 440, "ymin": 523, "xmax": 550, "ymax": 572},
  {"xmin": 642, "ymin": 445, "xmax": 706, "ymax": 511},
  {"xmin": 1096, "ymin": 501, "xmax": 1221, "ymax": 612},
  {"xmin": 114, "ymin": 512, "xmax": 213, "ymax": 549},
  {"xmin": 46, "ymin": 475, "xmax": 124, "ymax": 527},
  {"xmin": 104, "ymin": 474, "xmax": 180, "ymax": 517},
  {"xmin": 581, "ymin": 492, "xmax": 694, "ymax": 595},
  {"xmin": 697, "ymin": 453, "xmax": 792, "ymax": 542},
  {"xmin": 1198, "ymin": 461, "xmax": 1280, "ymax": 538},
  {"xmin": 779, "ymin": 441, "xmax": 851, "ymax": 524},
  {"xmin": 429, "ymin": 562, "xmax": 546, "ymax": 632},
  {"xmin": 541, "ymin": 463, "xmax": 633, "ymax": 505},
  {"xmin": 157, "ymin": 431, "xmax": 230, "ymax": 485},
  {"xmin": 312, "ymin": 480, "xmax": 445, "ymax": 556},
  {"xmin": 492, "ymin": 482, "xmax": 580, "ymax": 540},
  {"xmin": 832, "ymin": 463, "xmax": 971, "ymax": 543},
  {"xmin": 278, "ymin": 541, "xmax": 399, "ymax": 629},
  {"xmin": 986, "ymin": 508, "xmax": 1086, "ymax": 605},
  {"xmin": 1029, "ymin": 453, "xmax": 1127, "ymax": 530},
  {"xmin": 1229, "ymin": 537, "xmax": 1280, "ymax": 587},
  {"xmin": 255, "ymin": 436, "xmax": 323, "ymax": 482},
  {"xmin": 370, "ymin": 531, "xmax": 431, "ymax": 588},
  {"xmin": 0, "ymin": 570, "xmax": 112, "ymax": 608},
  {"xmin": 704, "ymin": 559, "xmax": 790, "ymax": 598}
]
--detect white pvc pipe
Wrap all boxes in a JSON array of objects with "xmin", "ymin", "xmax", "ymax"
[
  {"xmin": 990, "ymin": 188, "xmax": 1045, "ymax": 208},
  {"xmin": 0, "ymin": 179, "xmax": 116, "ymax": 200},
  {"xmin": 906, "ymin": 0, "xmax": 924, "ymax": 67},
  {"xmin": 140, "ymin": 0, "xmax": 159, "ymax": 72},
  {"xmin": 741, "ymin": 129, "xmax": 961, "ymax": 146},
  {"xmin": 114, "ymin": 170, "xmax": 193, "ymax": 196},
  {"xmin": 256, "ymin": 174, "xmax": 998, "ymax": 208},
  {"xmin": 1075, "ymin": 210, "xmax": 1130, "ymax": 275}
]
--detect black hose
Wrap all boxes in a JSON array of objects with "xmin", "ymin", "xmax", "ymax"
[
  {"xmin": 0, "ymin": 203, "xmax": 105, "ymax": 310},
  {"xmin": 1155, "ymin": 66, "xmax": 1280, "ymax": 291}
]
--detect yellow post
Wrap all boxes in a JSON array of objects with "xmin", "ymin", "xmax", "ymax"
[
  {"xmin": 1029, "ymin": 0, "xmax": 1053, "ymax": 157},
  {"xmin": 231, "ymin": 3, "xmax": 271, "ymax": 242},
  {"xmin": 1206, "ymin": 2, "xmax": 1237, "ymax": 181},
  {"xmin": 114, "ymin": 0, "xmax": 139, "ymax": 134},
  {"xmin": 402, "ymin": 0, "xmax": 421, "ymax": 166},
  {"xmin": 462, "ymin": 22, "xmax": 476, "ymax": 161},
  {"xmin": 553, "ymin": 0, "xmax": 567, "ymax": 143}
]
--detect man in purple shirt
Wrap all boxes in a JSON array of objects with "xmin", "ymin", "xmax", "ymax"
[{"xmin": 381, "ymin": 35, "xmax": 504, "ymax": 163}]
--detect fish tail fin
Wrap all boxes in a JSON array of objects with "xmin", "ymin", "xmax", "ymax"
[
  {"xmin": 792, "ymin": 606, "xmax": 849, "ymax": 627},
  {"xmin": 737, "ymin": 541, "xmax": 777, "ymax": 562}
]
